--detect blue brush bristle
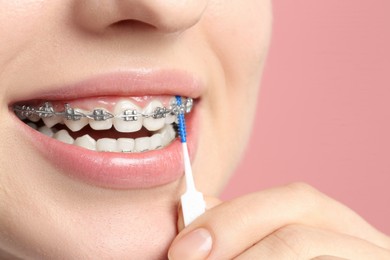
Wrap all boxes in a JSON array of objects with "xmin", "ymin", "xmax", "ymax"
[{"xmin": 175, "ymin": 96, "xmax": 187, "ymax": 143}]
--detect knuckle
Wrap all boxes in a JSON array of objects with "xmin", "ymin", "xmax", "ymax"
[
  {"xmin": 285, "ymin": 182, "xmax": 322, "ymax": 207},
  {"xmin": 286, "ymin": 182, "xmax": 317, "ymax": 195}
]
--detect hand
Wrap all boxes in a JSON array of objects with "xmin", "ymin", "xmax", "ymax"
[{"xmin": 168, "ymin": 183, "xmax": 390, "ymax": 259}]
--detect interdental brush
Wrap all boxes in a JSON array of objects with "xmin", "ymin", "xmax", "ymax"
[{"xmin": 175, "ymin": 96, "xmax": 206, "ymax": 227}]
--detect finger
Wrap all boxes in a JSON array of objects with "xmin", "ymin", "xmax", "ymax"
[
  {"xmin": 177, "ymin": 196, "xmax": 222, "ymax": 232},
  {"xmin": 234, "ymin": 224, "xmax": 390, "ymax": 260},
  {"xmin": 170, "ymin": 183, "xmax": 389, "ymax": 260}
]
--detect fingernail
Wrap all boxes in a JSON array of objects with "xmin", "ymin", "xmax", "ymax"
[{"xmin": 168, "ymin": 228, "xmax": 213, "ymax": 260}]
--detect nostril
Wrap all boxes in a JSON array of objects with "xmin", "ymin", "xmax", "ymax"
[{"xmin": 112, "ymin": 19, "xmax": 157, "ymax": 31}]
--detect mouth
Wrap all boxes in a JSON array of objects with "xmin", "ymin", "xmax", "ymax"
[
  {"xmin": 10, "ymin": 70, "xmax": 202, "ymax": 189},
  {"xmin": 13, "ymin": 96, "xmax": 193, "ymax": 152}
]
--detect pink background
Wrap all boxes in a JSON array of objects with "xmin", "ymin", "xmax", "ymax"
[{"xmin": 221, "ymin": 0, "xmax": 390, "ymax": 234}]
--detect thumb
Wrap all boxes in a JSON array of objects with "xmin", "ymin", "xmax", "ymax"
[{"xmin": 177, "ymin": 196, "xmax": 222, "ymax": 232}]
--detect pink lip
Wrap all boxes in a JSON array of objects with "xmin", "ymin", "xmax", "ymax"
[
  {"xmin": 15, "ymin": 69, "xmax": 204, "ymax": 101},
  {"xmin": 12, "ymin": 70, "xmax": 202, "ymax": 189}
]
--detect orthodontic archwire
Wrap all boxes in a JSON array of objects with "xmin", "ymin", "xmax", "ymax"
[
  {"xmin": 175, "ymin": 96, "xmax": 206, "ymax": 227},
  {"xmin": 12, "ymin": 98, "xmax": 194, "ymax": 122}
]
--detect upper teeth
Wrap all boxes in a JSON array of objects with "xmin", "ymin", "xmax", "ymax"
[
  {"xmin": 64, "ymin": 108, "xmax": 89, "ymax": 132},
  {"xmin": 113, "ymin": 100, "xmax": 143, "ymax": 132},
  {"xmin": 142, "ymin": 100, "xmax": 166, "ymax": 131},
  {"xmin": 89, "ymin": 108, "xmax": 113, "ymax": 131},
  {"xmin": 14, "ymin": 97, "xmax": 193, "ymax": 133}
]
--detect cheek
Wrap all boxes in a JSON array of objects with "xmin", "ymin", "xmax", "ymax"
[
  {"xmin": 0, "ymin": 2, "xmax": 46, "ymax": 56},
  {"xmin": 0, "ymin": 2, "xmax": 62, "ymax": 97},
  {"xmin": 195, "ymin": 1, "xmax": 272, "ymax": 192},
  {"xmin": 204, "ymin": 0, "xmax": 272, "ymax": 123},
  {"xmin": 204, "ymin": 0, "xmax": 272, "ymax": 80},
  {"xmin": 212, "ymin": 3, "xmax": 271, "ymax": 131}
]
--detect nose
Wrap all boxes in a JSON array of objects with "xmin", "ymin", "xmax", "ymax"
[{"xmin": 74, "ymin": 0, "xmax": 208, "ymax": 34}]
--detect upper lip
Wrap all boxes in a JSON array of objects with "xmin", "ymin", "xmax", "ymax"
[{"xmin": 10, "ymin": 68, "xmax": 204, "ymax": 103}]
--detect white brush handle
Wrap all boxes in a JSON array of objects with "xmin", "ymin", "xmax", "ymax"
[{"xmin": 181, "ymin": 142, "xmax": 206, "ymax": 226}]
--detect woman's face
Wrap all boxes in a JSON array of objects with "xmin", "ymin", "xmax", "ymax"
[{"xmin": 0, "ymin": 1, "xmax": 271, "ymax": 258}]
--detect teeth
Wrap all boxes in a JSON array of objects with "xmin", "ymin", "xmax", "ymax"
[
  {"xmin": 65, "ymin": 109, "xmax": 89, "ymax": 132},
  {"xmin": 165, "ymin": 114, "xmax": 176, "ymax": 124},
  {"xmin": 16, "ymin": 113, "xmax": 27, "ymax": 120},
  {"xmin": 38, "ymin": 125, "xmax": 54, "ymax": 137},
  {"xmin": 160, "ymin": 124, "xmax": 176, "ymax": 146},
  {"xmin": 117, "ymin": 138, "xmax": 135, "ymax": 153},
  {"xmin": 53, "ymin": 129, "xmax": 74, "ymax": 144},
  {"xmin": 43, "ymin": 116, "xmax": 63, "ymax": 128},
  {"xmin": 20, "ymin": 98, "xmax": 183, "ymax": 153},
  {"xmin": 143, "ymin": 100, "xmax": 166, "ymax": 131},
  {"xmin": 134, "ymin": 137, "xmax": 150, "ymax": 152},
  {"xmin": 113, "ymin": 100, "xmax": 143, "ymax": 133},
  {"xmin": 74, "ymin": 134, "xmax": 96, "ymax": 150},
  {"xmin": 30, "ymin": 124, "xmax": 177, "ymax": 152},
  {"xmin": 28, "ymin": 114, "xmax": 40, "ymax": 122},
  {"xmin": 150, "ymin": 133, "xmax": 163, "ymax": 149},
  {"xmin": 96, "ymin": 138, "xmax": 118, "ymax": 152},
  {"xmin": 27, "ymin": 122, "xmax": 38, "ymax": 130},
  {"xmin": 165, "ymin": 97, "xmax": 176, "ymax": 124},
  {"xmin": 89, "ymin": 108, "xmax": 113, "ymax": 130}
]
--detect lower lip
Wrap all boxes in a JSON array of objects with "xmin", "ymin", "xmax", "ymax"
[{"xmin": 14, "ymin": 110, "xmax": 198, "ymax": 189}]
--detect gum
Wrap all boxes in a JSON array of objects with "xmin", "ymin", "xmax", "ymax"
[{"xmin": 40, "ymin": 95, "xmax": 176, "ymax": 112}]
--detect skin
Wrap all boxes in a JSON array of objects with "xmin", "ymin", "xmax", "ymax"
[{"xmin": 0, "ymin": 0, "xmax": 388, "ymax": 259}]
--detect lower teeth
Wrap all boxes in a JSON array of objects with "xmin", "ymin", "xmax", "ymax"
[{"xmin": 27, "ymin": 121, "xmax": 177, "ymax": 153}]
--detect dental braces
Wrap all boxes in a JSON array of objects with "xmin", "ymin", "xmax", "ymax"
[{"xmin": 13, "ymin": 97, "xmax": 193, "ymax": 122}]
